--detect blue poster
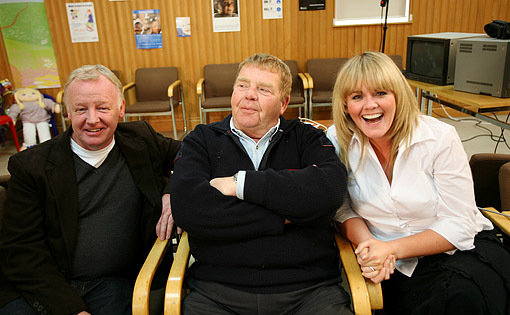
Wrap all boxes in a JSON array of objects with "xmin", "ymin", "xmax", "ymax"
[{"xmin": 132, "ymin": 9, "xmax": 162, "ymax": 49}]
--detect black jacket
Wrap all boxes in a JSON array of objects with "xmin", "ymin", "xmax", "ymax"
[{"xmin": 0, "ymin": 121, "xmax": 180, "ymax": 315}]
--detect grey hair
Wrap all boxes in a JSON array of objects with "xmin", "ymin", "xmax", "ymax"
[{"xmin": 63, "ymin": 64, "xmax": 123, "ymax": 108}]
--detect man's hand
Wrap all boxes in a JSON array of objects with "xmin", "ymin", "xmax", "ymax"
[
  {"xmin": 360, "ymin": 255, "xmax": 396, "ymax": 283},
  {"xmin": 156, "ymin": 194, "xmax": 181, "ymax": 240},
  {"xmin": 210, "ymin": 176, "xmax": 237, "ymax": 197}
]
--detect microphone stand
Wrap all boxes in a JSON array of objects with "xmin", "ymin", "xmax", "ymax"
[{"xmin": 381, "ymin": 0, "xmax": 390, "ymax": 53}]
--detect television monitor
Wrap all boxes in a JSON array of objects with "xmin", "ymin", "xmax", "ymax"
[{"xmin": 405, "ymin": 32, "xmax": 484, "ymax": 85}]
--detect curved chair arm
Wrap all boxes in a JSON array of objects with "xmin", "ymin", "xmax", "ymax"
[
  {"xmin": 165, "ymin": 232, "xmax": 191, "ymax": 315},
  {"xmin": 132, "ymin": 238, "xmax": 170, "ymax": 315},
  {"xmin": 196, "ymin": 78, "xmax": 205, "ymax": 96},
  {"xmin": 335, "ymin": 232, "xmax": 383, "ymax": 314},
  {"xmin": 123, "ymin": 81, "xmax": 136, "ymax": 94},
  {"xmin": 297, "ymin": 73, "xmax": 309, "ymax": 90},
  {"xmin": 56, "ymin": 90, "xmax": 69, "ymax": 131},
  {"xmin": 480, "ymin": 207, "xmax": 510, "ymax": 235},
  {"xmin": 56, "ymin": 90, "xmax": 64, "ymax": 104},
  {"xmin": 167, "ymin": 80, "xmax": 182, "ymax": 98},
  {"xmin": 304, "ymin": 73, "xmax": 314, "ymax": 89}
]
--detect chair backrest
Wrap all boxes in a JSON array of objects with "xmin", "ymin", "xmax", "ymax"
[
  {"xmin": 203, "ymin": 63, "xmax": 239, "ymax": 98},
  {"xmin": 135, "ymin": 67, "xmax": 179, "ymax": 102},
  {"xmin": 470, "ymin": 153, "xmax": 510, "ymax": 210},
  {"xmin": 306, "ymin": 58, "xmax": 348, "ymax": 91},
  {"xmin": 283, "ymin": 60, "xmax": 302, "ymax": 97},
  {"xmin": 111, "ymin": 70, "xmax": 120, "ymax": 81}
]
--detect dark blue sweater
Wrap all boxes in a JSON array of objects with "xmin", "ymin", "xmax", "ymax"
[{"xmin": 172, "ymin": 116, "xmax": 348, "ymax": 293}]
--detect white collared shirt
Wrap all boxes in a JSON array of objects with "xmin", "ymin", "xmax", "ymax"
[{"xmin": 327, "ymin": 115, "xmax": 493, "ymax": 276}]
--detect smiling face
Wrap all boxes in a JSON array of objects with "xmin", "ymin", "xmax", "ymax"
[
  {"xmin": 66, "ymin": 75, "xmax": 125, "ymax": 151},
  {"xmin": 345, "ymin": 83, "xmax": 396, "ymax": 146},
  {"xmin": 231, "ymin": 65, "xmax": 289, "ymax": 140}
]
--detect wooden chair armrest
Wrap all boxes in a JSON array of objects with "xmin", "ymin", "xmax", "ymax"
[
  {"xmin": 123, "ymin": 81, "xmax": 136, "ymax": 94},
  {"xmin": 196, "ymin": 78, "xmax": 204, "ymax": 96},
  {"xmin": 335, "ymin": 232, "xmax": 383, "ymax": 314},
  {"xmin": 304, "ymin": 73, "xmax": 313, "ymax": 89},
  {"xmin": 132, "ymin": 238, "xmax": 170, "ymax": 315},
  {"xmin": 480, "ymin": 207, "xmax": 510, "ymax": 235},
  {"xmin": 297, "ymin": 73, "xmax": 309, "ymax": 90},
  {"xmin": 168, "ymin": 80, "xmax": 182, "ymax": 98},
  {"xmin": 165, "ymin": 232, "xmax": 191, "ymax": 315},
  {"xmin": 56, "ymin": 90, "xmax": 64, "ymax": 104}
]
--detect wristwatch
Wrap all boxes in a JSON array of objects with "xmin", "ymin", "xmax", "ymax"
[{"xmin": 233, "ymin": 172, "xmax": 238, "ymax": 183}]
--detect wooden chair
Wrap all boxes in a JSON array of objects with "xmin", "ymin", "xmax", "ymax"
[
  {"xmin": 305, "ymin": 58, "xmax": 348, "ymax": 119},
  {"xmin": 283, "ymin": 60, "xmax": 309, "ymax": 118},
  {"xmin": 132, "ymin": 231, "xmax": 384, "ymax": 315},
  {"xmin": 196, "ymin": 63, "xmax": 239, "ymax": 124},
  {"xmin": 123, "ymin": 67, "xmax": 187, "ymax": 140}
]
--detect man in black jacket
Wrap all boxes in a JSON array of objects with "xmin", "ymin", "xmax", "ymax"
[
  {"xmin": 0, "ymin": 65, "xmax": 180, "ymax": 315},
  {"xmin": 172, "ymin": 53, "xmax": 352, "ymax": 314}
]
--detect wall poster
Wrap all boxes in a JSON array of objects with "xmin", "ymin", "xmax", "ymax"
[
  {"xmin": 0, "ymin": 0, "xmax": 60, "ymax": 89},
  {"xmin": 133, "ymin": 9, "xmax": 163, "ymax": 49}
]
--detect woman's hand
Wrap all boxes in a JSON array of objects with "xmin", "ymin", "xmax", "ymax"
[{"xmin": 355, "ymin": 238, "xmax": 396, "ymax": 269}]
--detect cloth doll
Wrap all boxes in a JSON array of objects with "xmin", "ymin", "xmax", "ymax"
[{"xmin": 9, "ymin": 88, "xmax": 60, "ymax": 150}]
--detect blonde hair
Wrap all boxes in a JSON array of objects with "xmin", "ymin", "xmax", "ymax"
[
  {"xmin": 332, "ymin": 51, "xmax": 420, "ymax": 170},
  {"xmin": 63, "ymin": 64, "xmax": 123, "ymax": 109},
  {"xmin": 14, "ymin": 88, "xmax": 45, "ymax": 111},
  {"xmin": 237, "ymin": 53, "xmax": 292, "ymax": 102}
]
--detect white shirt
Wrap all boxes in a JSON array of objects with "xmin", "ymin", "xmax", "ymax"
[
  {"xmin": 327, "ymin": 115, "xmax": 492, "ymax": 276},
  {"xmin": 70, "ymin": 138, "xmax": 115, "ymax": 168}
]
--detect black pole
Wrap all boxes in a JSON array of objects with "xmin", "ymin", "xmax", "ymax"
[{"xmin": 381, "ymin": 0, "xmax": 390, "ymax": 53}]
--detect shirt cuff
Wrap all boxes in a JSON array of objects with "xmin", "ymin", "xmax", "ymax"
[{"xmin": 235, "ymin": 170, "xmax": 246, "ymax": 200}]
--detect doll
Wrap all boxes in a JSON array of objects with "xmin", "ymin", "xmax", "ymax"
[{"xmin": 9, "ymin": 88, "xmax": 60, "ymax": 150}]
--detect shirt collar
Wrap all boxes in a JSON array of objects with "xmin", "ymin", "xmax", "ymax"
[{"xmin": 229, "ymin": 117, "xmax": 280, "ymax": 143}]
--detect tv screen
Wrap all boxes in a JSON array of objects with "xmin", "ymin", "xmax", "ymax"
[{"xmin": 409, "ymin": 41, "xmax": 445, "ymax": 79}]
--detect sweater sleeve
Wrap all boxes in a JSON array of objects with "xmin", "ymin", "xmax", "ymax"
[
  {"xmin": 0, "ymin": 155, "xmax": 86, "ymax": 315},
  {"xmin": 171, "ymin": 127, "xmax": 285, "ymax": 241},
  {"xmin": 243, "ymin": 126, "xmax": 348, "ymax": 226}
]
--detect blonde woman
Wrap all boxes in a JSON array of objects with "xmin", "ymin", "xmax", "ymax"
[{"xmin": 327, "ymin": 51, "xmax": 510, "ymax": 314}]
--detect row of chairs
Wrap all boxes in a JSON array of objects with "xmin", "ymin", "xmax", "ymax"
[
  {"xmin": 197, "ymin": 55, "xmax": 403, "ymax": 122},
  {"xmin": 56, "ymin": 56, "xmax": 402, "ymax": 140}
]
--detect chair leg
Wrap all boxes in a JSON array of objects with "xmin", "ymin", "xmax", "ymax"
[
  {"xmin": 170, "ymin": 101, "xmax": 178, "ymax": 140},
  {"xmin": 8, "ymin": 120, "xmax": 20, "ymax": 152},
  {"xmin": 180, "ymin": 86, "xmax": 187, "ymax": 135}
]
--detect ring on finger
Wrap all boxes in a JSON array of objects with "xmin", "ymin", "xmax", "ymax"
[{"xmin": 369, "ymin": 265, "xmax": 375, "ymax": 272}]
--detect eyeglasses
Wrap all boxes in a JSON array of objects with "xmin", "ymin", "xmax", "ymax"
[{"xmin": 222, "ymin": 1, "xmax": 234, "ymax": 6}]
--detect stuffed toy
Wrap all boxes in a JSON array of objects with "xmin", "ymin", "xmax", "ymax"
[{"xmin": 9, "ymin": 88, "xmax": 60, "ymax": 150}]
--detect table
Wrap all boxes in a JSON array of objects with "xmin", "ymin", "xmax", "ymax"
[{"xmin": 407, "ymin": 79, "xmax": 510, "ymax": 130}]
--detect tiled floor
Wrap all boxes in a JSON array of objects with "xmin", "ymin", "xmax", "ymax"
[{"xmin": 0, "ymin": 115, "xmax": 508, "ymax": 179}]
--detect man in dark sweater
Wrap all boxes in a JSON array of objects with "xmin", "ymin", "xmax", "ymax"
[
  {"xmin": 172, "ymin": 53, "xmax": 352, "ymax": 314},
  {"xmin": 0, "ymin": 65, "xmax": 181, "ymax": 315}
]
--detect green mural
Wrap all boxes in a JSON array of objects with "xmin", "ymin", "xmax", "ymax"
[{"xmin": 0, "ymin": 1, "xmax": 60, "ymax": 89}]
